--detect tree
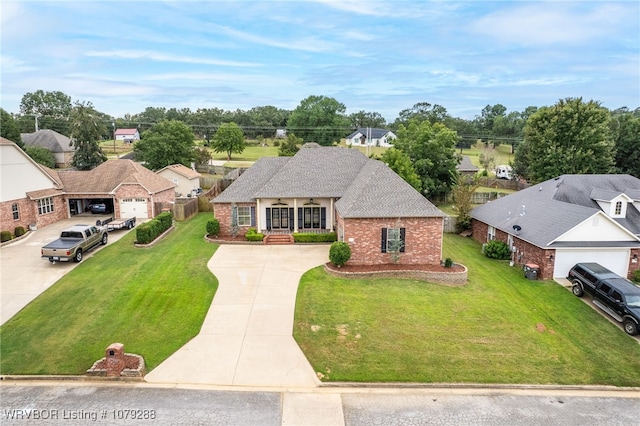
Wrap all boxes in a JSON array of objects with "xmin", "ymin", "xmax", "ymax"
[
  {"xmin": 19, "ymin": 90, "xmax": 72, "ymax": 134},
  {"xmin": 278, "ymin": 133, "xmax": 302, "ymax": 156},
  {"xmin": 610, "ymin": 109, "xmax": 640, "ymax": 178},
  {"xmin": 211, "ymin": 122, "xmax": 245, "ymax": 160},
  {"xmin": 69, "ymin": 101, "xmax": 107, "ymax": 170},
  {"xmin": 287, "ymin": 95, "xmax": 350, "ymax": 146},
  {"xmin": 193, "ymin": 146, "xmax": 212, "ymax": 168},
  {"xmin": 451, "ymin": 174, "xmax": 481, "ymax": 232},
  {"xmin": 379, "ymin": 148, "xmax": 422, "ymax": 192},
  {"xmin": 348, "ymin": 110, "xmax": 387, "ymax": 128},
  {"xmin": 393, "ymin": 102, "xmax": 449, "ymax": 128},
  {"xmin": 393, "ymin": 120, "xmax": 460, "ymax": 199},
  {"xmin": 25, "ymin": 146, "xmax": 56, "ymax": 168},
  {"xmin": 515, "ymin": 98, "xmax": 615, "ymax": 183},
  {"xmin": 0, "ymin": 108, "xmax": 22, "ymax": 147},
  {"xmin": 135, "ymin": 120, "xmax": 195, "ymax": 170}
]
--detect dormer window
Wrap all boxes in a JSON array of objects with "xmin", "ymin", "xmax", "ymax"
[{"xmin": 615, "ymin": 201, "xmax": 622, "ymax": 215}]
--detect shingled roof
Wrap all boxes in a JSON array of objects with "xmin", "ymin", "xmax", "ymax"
[
  {"xmin": 58, "ymin": 159, "xmax": 175, "ymax": 194},
  {"xmin": 214, "ymin": 144, "xmax": 444, "ymax": 219},
  {"xmin": 472, "ymin": 174, "xmax": 640, "ymax": 248},
  {"xmin": 21, "ymin": 130, "xmax": 75, "ymax": 153}
]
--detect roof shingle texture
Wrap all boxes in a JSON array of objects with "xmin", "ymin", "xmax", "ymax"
[
  {"xmin": 21, "ymin": 130, "xmax": 75, "ymax": 153},
  {"xmin": 214, "ymin": 144, "xmax": 444, "ymax": 218}
]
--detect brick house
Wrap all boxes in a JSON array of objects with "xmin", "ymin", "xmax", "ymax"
[
  {"xmin": 471, "ymin": 174, "xmax": 640, "ymax": 280},
  {"xmin": 0, "ymin": 139, "xmax": 175, "ymax": 233},
  {"xmin": 21, "ymin": 129, "xmax": 76, "ymax": 168},
  {"xmin": 212, "ymin": 143, "xmax": 446, "ymax": 266}
]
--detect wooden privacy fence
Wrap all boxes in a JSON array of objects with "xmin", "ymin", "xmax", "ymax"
[{"xmin": 171, "ymin": 198, "xmax": 199, "ymax": 221}]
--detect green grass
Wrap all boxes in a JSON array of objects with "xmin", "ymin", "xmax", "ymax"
[
  {"xmin": 294, "ymin": 234, "xmax": 640, "ymax": 386},
  {"xmin": 0, "ymin": 213, "xmax": 218, "ymax": 375},
  {"xmin": 211, "ymin": 144, "xmax": 279, "ymax": 162},
  {"xmin": 461, "ymin": 142, "xmax": 514, "ymax": 170}
]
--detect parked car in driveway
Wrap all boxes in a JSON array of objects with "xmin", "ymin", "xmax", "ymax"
[
  {"xmin": 568, "ymin": 262, "xmax": 640, "ymax": 335},
  {"xmin": 89, "ymin": 203, "xmax": 107, "ymax": 214}
]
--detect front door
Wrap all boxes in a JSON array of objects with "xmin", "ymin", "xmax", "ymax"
[{"xmin": 267, "ymin": 207, "xmax": 293, "ymax": 230}]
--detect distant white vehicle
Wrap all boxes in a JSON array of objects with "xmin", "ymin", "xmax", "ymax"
[{"xmin": 495, "ymin": 165, "xmax": 513, "ymax": 180}]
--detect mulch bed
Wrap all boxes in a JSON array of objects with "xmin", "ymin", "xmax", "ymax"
[{"xmin": 325, "ymin": 262, "xmax": 465, "ymax": 273}]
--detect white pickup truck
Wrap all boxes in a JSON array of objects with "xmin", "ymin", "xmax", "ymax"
[{"xmin": 41, "ymin": 224, "xmax": 108, "ymax": 263}]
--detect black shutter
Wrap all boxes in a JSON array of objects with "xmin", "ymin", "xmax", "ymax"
[
  {"xmin": 250, "ymin": 206, "xmax": 256, "ymax": 227},
  {"xmin": 298, "ymin": 207, "xmax": 303, "ymax": 229},
  {"xmin": 400, "ymin": 227, "xmax": 406, "ymax": 252},
  {"xmin": 381, "ymin": 228, "xmax": 387, "ymax": 253},
  {"xmin": 320, "ymin": 207, "xmax": 326, "ymax": 228},
  {"xmin": 289, "ymin": 208, "xmax": 294, "ymax": 230},
  {"xmin": 266, "ymin": 208, "xmax": 271, "ymax": 230}
]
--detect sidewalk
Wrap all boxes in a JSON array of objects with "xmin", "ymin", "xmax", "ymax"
[{"xmin": 145, "ymin": 244, "xmax": 330, "ymax": 387}]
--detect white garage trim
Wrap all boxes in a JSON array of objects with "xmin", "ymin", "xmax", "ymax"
[
  {"xmin": 553, "ymin": 248, "xmax": 630, "ymax": 278},
  {"xmin": 119, "ymin": 198, "xmax": 148, "ymax": 219}
]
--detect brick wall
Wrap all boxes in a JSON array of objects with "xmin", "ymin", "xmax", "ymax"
[
  {"xmin": 213, "ymin": 202, "xmax": 255, "ymax": 237},
  {"xmin": 341, "ymin": 215, "xmax": 443, "ymax": 266},
  {"xmin": 629, "ymin": 248, "xmax": 639, "ymax": 280}
]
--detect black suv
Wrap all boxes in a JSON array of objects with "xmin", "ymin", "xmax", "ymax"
[{"xmin": 568, "ymin": 262, "xmax": 640, "ymax": 335}]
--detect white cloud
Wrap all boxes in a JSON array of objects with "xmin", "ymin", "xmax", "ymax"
[{"xmin": 85, "ymin": 50, "xmax": 262, "ymax": 67}]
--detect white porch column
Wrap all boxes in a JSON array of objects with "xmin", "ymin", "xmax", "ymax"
[
  {"xmin": 330, "ymin": 198, "xmax": 334, "ymax": 231},
  {"xmin": 294, "ymin": 198, "xmax": 298, "ymax": 232}
]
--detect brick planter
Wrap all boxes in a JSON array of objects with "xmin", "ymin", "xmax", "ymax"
[{"xmin": 324, "ymin": 263, "xmax": 468, "ymax": 286}]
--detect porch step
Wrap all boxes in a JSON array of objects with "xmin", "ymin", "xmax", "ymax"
[{"xmin": 263, "ymin": 234, "xmax": 294, "ymax": 245}]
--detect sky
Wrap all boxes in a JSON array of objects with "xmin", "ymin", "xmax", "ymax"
[{"xmin": 1, "ymin": 0, "xmax": 638, "ymax": 122}]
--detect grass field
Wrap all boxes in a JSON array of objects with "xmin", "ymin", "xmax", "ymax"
[
  {"xmin": 0, "ymin": 214, "xmax": 218, "ymax": 374},
  {"xmin": 294, "ymin": 233, "xmax": 640, "ymax": 386}
]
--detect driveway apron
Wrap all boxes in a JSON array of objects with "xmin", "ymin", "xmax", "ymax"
[{"xmin": 145, "ymin": 244, "xmax": 329, "ymax": 387}]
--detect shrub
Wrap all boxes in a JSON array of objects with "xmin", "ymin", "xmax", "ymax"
[
  {"xmin": 206, "ymin": 218, "xmax": 220, "ymax": 236},
  {"xmin": 1, "ymin": 231, "xmax": 13, "ymax": 243},
  {"xmin": 273, "ymin": 140, "xmax": 280, "ymax": 147},
  {"xmin": 156, "ymin": 211, "xmax": 173, "ymax": 232},
  {"xmin": 135, "ymin": 223, "xmax": 154, "ymax": 244},
  {"xmin": 632, "ymin": 269, "xmax": 640, "ymax": 284},
  {"xmin": 444, "ymin": 257, "xmax": 453, "ymax": 268},
  {"xmin": 483, "ymin": 240, "xmax": 511, "ymax": 260},
  {"xmin": 293, "ymin": 232, "xmax": 337, "ymax": 243},
  {"xmin": 14, "ymin": 226, "xmax": 26, "ymax": 237},
  {"xmin": 329, "ymin": 241, "xmax": 351, "ymax": 267},
  {"xmin": 245, "ymin": 228, "xmax": 264, "ymax": 242}
]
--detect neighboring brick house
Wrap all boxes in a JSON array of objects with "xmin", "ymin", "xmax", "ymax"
[
  {"xmin": 21, "ymin": 129, "xmax": 76, "ymax": 168},
  {"xmin": 157, "ymin": 164, "xmax": 201, "ymax": 197},
  {"xmin": 0, "ymin": 139, "xmax": 176, "ymax": 233},
  {"xmin": 471, "ymin": 174, "xmax": 640, "ymax": 280},
  {"xmin": 212, "ymin": 144, "xmax": 446, "ymax": 266}
]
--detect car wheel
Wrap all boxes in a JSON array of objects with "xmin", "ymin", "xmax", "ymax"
[
  {"xmin": 128, "ymin": 222, "xmax": 134, "ymax": 229},
  {"xmin": 571, "ymin": 281, "xmax": 584, "ymax": 297},
  {"xmin": 623, "ymin": 319, "xmax": 638, "ymax": 336},
  {"xmin": 73, "ymin": 249, "xmax": 83, "ymax": 263},
  {"xmin": 101, "ymin": 234, "xmax": 108, "ymax": 245}
]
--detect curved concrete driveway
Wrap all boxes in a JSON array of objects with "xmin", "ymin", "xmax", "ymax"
[{"xmin": 146, "ymin": 244, "xmax": 329, "ymax": 388}]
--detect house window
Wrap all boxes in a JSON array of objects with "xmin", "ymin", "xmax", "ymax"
[
  {"xmin": 11, "ymin": 203, "xmax": 19, "ymax": 220},
  {"xmin": 37, "ymin": 197, "xmax": 54, "ymax": 215},
  {"xmin": 615, "ymin": 201, "xmax": 622, "ymax": 215},
  {"xmin": 236, "ymin": 206, "xmax": 252, "ymax": 226},
  {"xmin": 381, "ymin": 227, "xmax": 405, "ymax": 253},
  {"xmin": 487, "ymin": 226, "xmax": 496, "ymax": 241}
]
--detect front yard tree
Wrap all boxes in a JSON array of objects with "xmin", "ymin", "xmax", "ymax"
[
  {"xmin": 610, "ymin": 108, "xmax": 640, "ymax": 178},
  {"xmin": 287, "ymin": 95, "xmax": 350, "ymax": 146},
  {"xmin": 211, "ymin": 122, "xmax": 245, "ymax": 161},
  {"xmin": 393, "ymin": 120, "xmax": 460, "ymax": 200},
  {"xmin": 69, "ymin": 101, "xmax": 107, "ymax": 170},
  {"xmin": 135, "ymin": 120, "xmax": 196, "ymax": 170},
  {"xmin": 379, "ymin": 148, "xmax": 422, "ymax": 192},
  {"xmin": 515, "ymin": 97, "xmax": 615, "ymax": 183}
]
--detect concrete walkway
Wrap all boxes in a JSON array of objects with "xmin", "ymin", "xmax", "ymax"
[{"xmin": 146, "ymin": 244, "xmax": 330, "ymax": 387}]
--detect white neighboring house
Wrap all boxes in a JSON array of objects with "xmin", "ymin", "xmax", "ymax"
[
  {"xmin": 114, "ymin": 128, "xmax": 140, "ymax": 143},
  {"xmin": 157, "ymin": 164, "xmax": 202, "ymax": 197},
  {"xmin": 345, "ymin": 128, "xmax": 396, "ymax": 148}
]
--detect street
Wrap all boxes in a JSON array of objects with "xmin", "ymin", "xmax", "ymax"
[{"xmin": 1, "ymin": 383, "xmax": 638, "ymax": 425}]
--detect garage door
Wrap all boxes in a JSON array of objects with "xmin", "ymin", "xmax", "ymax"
[
  {"xmin": 553, "ymin": 248, "xmax": 630, "ymax": 278},
  {"xmin": 119, "ymin": 198, "xmax": 148, "ymax": 219}
]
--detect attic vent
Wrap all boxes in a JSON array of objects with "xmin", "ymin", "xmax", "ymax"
[{"xmin": 519, "ymin": 205, "xmax": 526, "ymax": 217}]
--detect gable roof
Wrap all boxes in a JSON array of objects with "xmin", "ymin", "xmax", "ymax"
[
  {"xmin": 456, "ymin": 155, "xmax": 479, "ymax": 173},
  {"xmin": 115, "ymin": 128, "xmax": 139, "ymax": 135},
  {"xmin": 214, "ymin": 144, "xmax": 444, "ymax": 218},
  {"xmin": 346, "ymin": 128, "xmax": 395, "ymax": 139},
  {"xmin": 58, "ymin": 159, "xmax": 175, "ymax": 194},
  {"xmin": 472, "ymin": 174, "xmax": 640, "ymax": 248},
  {"xmin": 157, "ymin": 164, "xmax": 201, "ymax": 179},
  {"xmin": 21, "ymin": 129, "xmax": 75, "ymax": 153}
]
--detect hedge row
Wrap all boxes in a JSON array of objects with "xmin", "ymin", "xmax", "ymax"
[
  {"xmin": 1, "ymin": 226, "xmax": 27, "ymax": 243},
  {"xmin": 293, "ymin": 232, "xmax": 337, "ymax": 243},
  {"xmin": 135, "ymin": 212, "xmax": 173, "ymax": 244},
  {"xmin": 245, "ymin": 228, "xmax": 264, "ymax": 242}
]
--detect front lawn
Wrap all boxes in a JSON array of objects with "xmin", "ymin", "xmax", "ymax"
[
  {"xmin": 0, "ymin": 213, "xmax": 218, "ymax": 375},
  {"xmin": 294, "ymin": 234, "xmax": 640, "ymax": 386}
]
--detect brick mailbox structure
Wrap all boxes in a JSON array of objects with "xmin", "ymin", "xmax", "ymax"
[{"xmin": 105, "ymin": 343, "xmax": 125, "ymax": 377}]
